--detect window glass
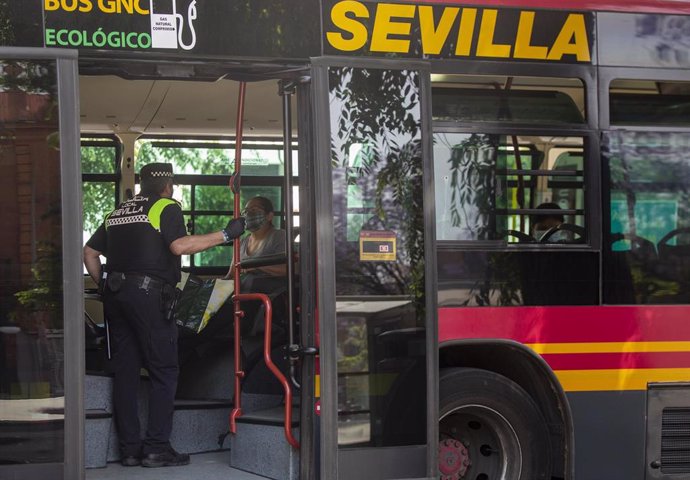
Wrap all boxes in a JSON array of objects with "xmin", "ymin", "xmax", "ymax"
[
  {"xmin": 437, "ymin": 250, "xmax": 599, "ymax": 306},
  {"xmin": 195, "ymin": 185, "xmax": 233, "ymax": 211},
  {"xmin": 137, "ymin": 139, "xmax": 294, "ymax": 176},
  {"xmin": 432, "ymin": 74, "xmax": 585, "ymax": 124},
  {"xmin": 330, "ymin": 66, "xmax": 426, "ymax": 448},
  {"xmin": 137, "ymin": 142, "xmax": 234, "ymax": 175},
  {"xmin": 610, "ymin": 79, "xmax": 690, "ymax": 126},
  {"xmin": 0, "ymin": 59, "xmax": 64, "ymax": 464},
  {"xmin": 604, "ymin": 131, "xmax": 690, "ymax": 304},
  {"xmin": 82, "ymin": 139, "xmax": 119, "ymax": 257},
  {"xmin": 192, "ymin": 215, "xmax": 232, "ymax": 267},
  {"xmin": 434, "ymin": 133, "xmax": 585, "ymax": 244},
  {"xmin": 82, "ymin": 142, "xmax": 118, "ymax": 174}
]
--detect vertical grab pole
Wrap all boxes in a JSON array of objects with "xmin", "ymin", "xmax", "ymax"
[
  {"xmin": 279, "ymin": 81, "xmax": 298, "ymax": 387},
  {"xmin": 229, "ymin": 81, "xmax": 247, "ymax": 434}
]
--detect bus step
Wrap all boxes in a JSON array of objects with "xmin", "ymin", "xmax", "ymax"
[
  {"xmin": 85, "ymin": 375, "xmax": 233, "ymax": 468},
  {"xmin": 230, "ymin": 406, "xmax": 300, "ymax": 480},
  {"xmin": 85, "ymin": 409, "xmax": 112, "ymax": 468}
]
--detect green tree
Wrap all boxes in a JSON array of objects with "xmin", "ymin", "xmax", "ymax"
[{"xmin": 82, "ymin": 145, "xmax": 118, "ymax": 237}]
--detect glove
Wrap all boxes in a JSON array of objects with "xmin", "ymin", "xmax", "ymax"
[{"xmin": 223, "ymin": 217, "xmax": 245, "ymax": 242}]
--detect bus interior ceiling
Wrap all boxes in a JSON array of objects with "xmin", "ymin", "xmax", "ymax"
[
  {"xmin": 79, "ymin": 71, "xmax": 293, "ymax": 137},
  {"xmin": 80, "ymin": 65, "xmax": 300, "ymax": 479}
]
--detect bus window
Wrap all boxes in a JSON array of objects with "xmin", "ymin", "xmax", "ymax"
[
  {"xmin": 604, "ymin": 130, "xmax": 690, "ymax": 304},
  {"xmin": 434, "ymin": 133, "xmax": 585, "ymax": 243},
  {"xmin": 610, "ymin": 79, "xmax": 690, "ymax": 126},
  {"xmin": 0, "ymin": 58, "xmax": 65, "ymax": 465},
  {"xmin": 81, "ymin": 137, "xmax": 119, "ymax": 269},
  {"xmin": 432, "ymin": 74, "xmax": 585, "ymax": 124},
  {"xmin": 432, "ymin": 74, "xmax": 596, "ymax": 307}
]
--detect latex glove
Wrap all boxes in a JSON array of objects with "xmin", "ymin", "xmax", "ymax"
[{"xmin": 222, "ymin": 217, "xmax": 245, "ymax": 242}]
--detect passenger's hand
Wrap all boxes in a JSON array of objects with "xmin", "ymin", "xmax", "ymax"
[{"xmin": 223, "ymin": 217, "xmax": 245, "ymax": 241}]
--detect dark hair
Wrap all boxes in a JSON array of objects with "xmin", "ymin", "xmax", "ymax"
[
  {"xmin": 141, "ymin": 177, "xmax": 172, "ymax": 196},
  {"xmin": 248, "ymin": 196, "xmax": 274, "ymax": 214},
  {"xmin": 531, "ymin": 202, "xmax": 564, "ymax": 225}
]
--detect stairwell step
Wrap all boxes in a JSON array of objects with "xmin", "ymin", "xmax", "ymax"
[
  {"xmin": 230, "ymin": 420, "xmax": 299, "ymax": 480},
  {"xmin": 105, "ymin": 400, "xmax": 234, "ymax": 462},
  {"xmin": 85, "ymin": 409, "xmax": 112, "ymax": 469},
  {"xmin": 236, "ymin": 406, "xmax": 300, "ymax": 427}
]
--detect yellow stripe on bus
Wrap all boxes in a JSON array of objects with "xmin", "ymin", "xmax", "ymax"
[
  {"xmin": 527, "ymin": 341, "xmax": 690, "ymax": 355},
  {"xmin": 556, "ymin": 368, "xmax": 690, "ymax": 392}
]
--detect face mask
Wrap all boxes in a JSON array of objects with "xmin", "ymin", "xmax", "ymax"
[
  {"xmin": 245, "ymin": 213, "xmax": 266, "ymax": 232},
  {"xmin": 536, "ymin": 229, "xmax": 566, "ymax": 242}
]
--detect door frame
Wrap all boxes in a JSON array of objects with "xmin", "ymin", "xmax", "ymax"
[
  {"xmin": 0, "ymin": 47, "xmax": 82, "ymax": 480},
  {"xmin": 311, "ymin": 56, "xmax": 439, "ymax": 480}
]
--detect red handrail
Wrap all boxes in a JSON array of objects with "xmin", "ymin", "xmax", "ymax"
[{"xmin": 231, "ymin": 293, "xmax": 299, "ymax": 449}]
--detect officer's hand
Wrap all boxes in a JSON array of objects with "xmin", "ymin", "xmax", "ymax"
[{"xmin": 223, "ymin": 217, "xmax": 245, "ymax": 241}]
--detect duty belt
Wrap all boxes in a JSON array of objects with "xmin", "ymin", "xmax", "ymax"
[{"xmin": 110, "ymin": 272, "xmax": 169, "ymax": 291}]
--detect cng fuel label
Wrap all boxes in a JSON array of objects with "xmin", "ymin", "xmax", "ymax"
[{"xmin": 43, "ymin": 0, "xmax": 198, "ymax": 50}]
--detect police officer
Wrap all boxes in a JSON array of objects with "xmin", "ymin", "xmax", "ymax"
[{"xmin": 83, "ymin": 162, "xmax": 245, "ymax": 468}]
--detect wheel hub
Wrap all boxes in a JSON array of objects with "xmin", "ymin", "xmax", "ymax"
[{"xmin": 439, "ymin": 438, "xmax": 470, "ymax": 479}]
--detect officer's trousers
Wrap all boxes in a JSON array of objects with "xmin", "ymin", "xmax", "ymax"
[{"xmin": 103, "ymin": 281, "xmax": 179, "ymax": 456}]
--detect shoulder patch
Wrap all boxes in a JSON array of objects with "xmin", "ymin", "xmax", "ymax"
[{"xmin": 148, "ymin": 198, "xmax": 178, "ymax": 231}]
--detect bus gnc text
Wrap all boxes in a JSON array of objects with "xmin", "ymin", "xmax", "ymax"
[{"xmin": 44, "ymin": 0, "xmax": 149, "ymax": 15}]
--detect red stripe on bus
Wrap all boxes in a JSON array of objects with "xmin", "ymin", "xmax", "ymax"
[
  {"xmin": 438, "ymin": 306, "xmax": 690, "ymax": 344},
  {"xmin": 407, "ymin": 0, "xmax": 690, "ymax": 14},
  {"xmin": 541, "ymin": 352, "xmax": 690, "ymax": 370}
]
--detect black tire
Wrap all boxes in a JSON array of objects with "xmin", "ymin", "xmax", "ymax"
[{"xmin": 439, "ymin": 368, "xmax": 552, "ymax": 480}]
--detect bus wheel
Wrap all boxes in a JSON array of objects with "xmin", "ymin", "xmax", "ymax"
[{"xmin": 439, "ymin": 368, "xmax": 552, "ymax": 480}]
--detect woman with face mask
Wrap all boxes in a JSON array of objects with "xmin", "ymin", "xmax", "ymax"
[
  {"xmin": 179, "ymin": 197, "xmax": 286, "ymax": 363},
  {"xmin": 531, "ymin": 202, "xmax": 567, "ymax": 243},
  {"xmin": 224, "ymin": 196, "xmax": 286, "ymax": 279}
]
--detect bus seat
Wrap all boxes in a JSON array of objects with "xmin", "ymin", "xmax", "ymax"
[
  {"xmin": 610, "ymin": 233, "xmax": 658, "ymax": 263},
  {"xmin": 238, "ymin": 272, "xmax": 289, "ymax": 337},
  {"xmin": 603, "ymin": 233, "xmax": 654, "ymax": 304},
  {"xmin": 656, "ymin": 227, "xmax": 690, "ymax": 282},
  {"xmin": 237, "ymin": 253, "xmax": 290, "ymax": 335}
]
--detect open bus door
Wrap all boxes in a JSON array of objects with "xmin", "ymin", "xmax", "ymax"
[
  {"xmin": 75, "ymin": 68, "xmax": 321, "ymax": 480},
  {"xmin": 0, "ymin": 47, "xmax": 83, "ymax": 480},
  {"xmin": 311, "ymin": 59, "xmax": 438, "ymax": 479}
]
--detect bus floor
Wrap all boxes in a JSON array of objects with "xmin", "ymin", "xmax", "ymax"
[{"xmin": 86, "ymin": 451, "xmax": 266, "ymax": 480}]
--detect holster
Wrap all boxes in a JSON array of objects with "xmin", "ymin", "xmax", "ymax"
[
  {"xmin": 162, "ymin": 284, "xmax": 181, "ymax": 322},
  {"xmin": 106, "ymin": 271, "xmax": 124, "ymax": 292}
]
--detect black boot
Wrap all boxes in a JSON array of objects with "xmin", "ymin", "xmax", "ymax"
[{"xmin": 141, "ymin": 446, "xmax": 190, "ymax": 468}]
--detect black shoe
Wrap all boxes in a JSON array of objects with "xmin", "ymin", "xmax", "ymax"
[
  {"xmin": 120, "ymin": 455, "xmax": 141, "ymax": 467},
  {"xmin": 141, "ymin": 447, "xmax": 190, "ymax": 468}
]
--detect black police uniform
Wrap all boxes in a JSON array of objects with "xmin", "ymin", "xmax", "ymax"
[{"xmin": 86, "ymin": 191, "xmax": 187, "ymax": 458}]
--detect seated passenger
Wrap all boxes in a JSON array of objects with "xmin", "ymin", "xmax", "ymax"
[
  {"xmin": 179, "ymin": 197, "xmax": 287, "ymax": 363},
  {"xmin": 224, "ymin": 196, "xmax": 288, "ymax": 335},
  {"xmin": 224, "ymin": 196, "xmax": 286, "ymax": 281},
  {"xmin": 531, "ymin": 202, "xmax": 565, "ymax": 242}
]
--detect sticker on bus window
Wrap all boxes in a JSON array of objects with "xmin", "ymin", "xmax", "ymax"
[{"xmin": 359, "ymin": 230, "xmax": 396, "ymax": 262}]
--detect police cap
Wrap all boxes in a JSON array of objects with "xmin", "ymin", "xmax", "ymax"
[{"xmin": 140, "ymin": 162, "xmax": 174, "ymax": 180}]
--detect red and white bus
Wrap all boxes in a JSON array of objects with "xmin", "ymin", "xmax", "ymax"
[{"xmin": 2, "ymin": 1, "xmax": 690, "ymax": 479}]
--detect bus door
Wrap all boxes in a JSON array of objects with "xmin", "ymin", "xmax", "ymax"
[
  {"xmin": 0, "ymin": 47, "xmax": 83, "ymax": 480},
  {"xmin": 77, "ymin": 68, "xmax": 319, "ymax": 480},
  {"xmin": 311, "ymin": 58, "xmax": 438, "ymax": 479}
]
